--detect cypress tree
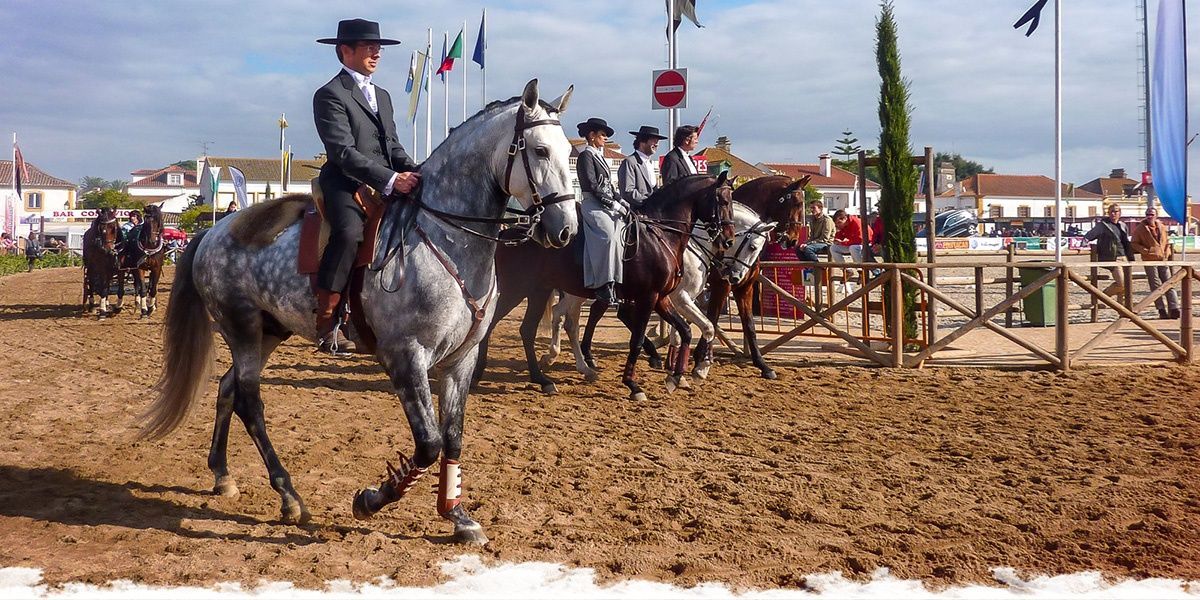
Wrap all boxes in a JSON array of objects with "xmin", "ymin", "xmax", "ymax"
[
  {"xmin": 873, "ymin": 1, "xmax": 916, "ymax": 343},
  {"xmin": 875, "ymin": 0, "xmax": 918, "ymax": 341}
]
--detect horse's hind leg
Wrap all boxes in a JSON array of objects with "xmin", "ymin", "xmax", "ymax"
[
  {"xmin": 221, "ymin": 310, "xmax": 308, "ymax": 523},
  {"xmin": 580, "ymin": 297, "xmax": 612, "ymax": 371},
  {"xmin": 147, "ymin": 265, "xmax": 162, "ymax": 316},
  {"xmin": 521, "ymin": 289, "xmax": 558, "ymax": 394},
  {"xmin": 208, "ymin": 328, "xmax": 289, "ymax": 498},
  {"xmin": 132, "ymin": 269, "xmax": 147, "ymax": 318},
  {"xmin": 615, "ymin": 299, "xmax": 653, "ymax": 402},
  {"xmin": 433, "ymin": 353, "xmax": 489, "ymax": 545}
]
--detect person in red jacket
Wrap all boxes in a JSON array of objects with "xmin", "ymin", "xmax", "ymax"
[{"xmin": 831, "ymin": 209, "xmax": 864, "ymax": 265}]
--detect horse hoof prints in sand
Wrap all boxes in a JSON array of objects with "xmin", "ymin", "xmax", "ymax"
[{"xmin": 139, "ymin": 80, "xmax": 577, "ymax": 544}]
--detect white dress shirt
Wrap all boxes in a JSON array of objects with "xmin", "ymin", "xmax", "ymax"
[
  {"xmin": 344, "ymin": 67, "xmax": 399, "ymax": 193},
  {"xmin": 681, "ymin": 148, "xmax": 698, "ymax": 175}
]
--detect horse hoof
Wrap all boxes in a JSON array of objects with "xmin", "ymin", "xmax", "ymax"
[
  {"xmin": 647, "ymin": 358, "xmax": 664, "ymax": 370},
  {"xmin": 352, "ymin": 487, "xmax": 380, "ymax": 520},
  {"xmin": 582, "ymin": 369, "xmax": 599, "ymax": 383},
  {"xmin": 213, "ymin": 477, "xmax": 239, "ymax": 497},
  {"xmin": 538, "ymin": 355, "xmax": 555, "ymax": 368},
  {"xmin": 453, "ymin": 523, "xmax": 489, "ymax": 546},
  {"xmin": 761, "ymin": 368, "xmax": 778, "ymax": 380},
  {"xmin": 540, "ymin": 382, "xmax": 558, "ymax": 395},
  {"xmin": 630, "ymin": 391, "xmax": 647, "ymax": 402},
  {"xmin": 664, "ymin": 376, "xmax": 678, "ymax": 394},
  {"xmin": 677, "ymin": 375, "xmax": 692, "ymax": 390},
  {"xmin": 281, "ymin": 500, "xmax": 310, "ymax": 524},
  {"xmin": 693, "ymin": 363, "xmax": 712, "ymax": 380}
]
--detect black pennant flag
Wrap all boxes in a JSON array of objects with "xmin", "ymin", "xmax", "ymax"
[{"xmin": 1014, "ymin": 0, "xmax": 1049, "ymax": 36}]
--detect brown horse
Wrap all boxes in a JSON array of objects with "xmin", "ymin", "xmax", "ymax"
[
  {"xmin": 119, "ymin": 204, "xmax": 167, "ymax": 318},
  {"xmin": 692, "ymin": 174, "xmax": 810, "ymax": 379},
  {"xmin": 474, "ymin": 172, "xmax": 735, "ymax": 400},
  {"xmin": 82, "ymin": 207, "xmax": 124, "ymax": 318}
]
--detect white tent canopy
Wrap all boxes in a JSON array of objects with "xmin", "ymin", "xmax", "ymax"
[{"xmin": 151, "ymin": 192, "xmax": 195, "ymax": 214}]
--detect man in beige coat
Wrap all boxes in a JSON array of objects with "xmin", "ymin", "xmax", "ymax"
[{"xmin": 1131, "ymin": 207, "xmax": 1180, "ymax": 319}]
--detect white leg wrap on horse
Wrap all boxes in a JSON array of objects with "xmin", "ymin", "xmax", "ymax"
[{"xmin": 438, "ymin": 459, "xmax": 463, "ymax": 515}]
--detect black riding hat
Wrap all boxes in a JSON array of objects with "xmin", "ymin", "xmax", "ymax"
[
  {"xmin": 318, "ymin": 19, "xmax": 401, "ymax": 46},
  {"xmin": 629, "ymin": 125, "xmax": 668, "ymax": 140},
  {"xmin": 576, "ymin": 117, "xmax": 615, "ymax": 138}
]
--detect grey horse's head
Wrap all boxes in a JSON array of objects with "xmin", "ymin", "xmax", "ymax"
[
  {"xmin": 494, "ymin": 79, "xmax": 578, "ymax": 249},
  {"xmin": 719, "ymin": 203, "xmax": 776, "ymax": 285}
]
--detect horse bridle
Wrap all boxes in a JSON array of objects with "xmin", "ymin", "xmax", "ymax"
[
  {"xmin": 414, "ymin": 107, "xmax": 575, "ymax": 246},
  {"xmin": 137, "ymin": 213, "xmax": 165, "ymax": 256},
  {"xmin": 94, "ymin": 215, "xmax": 120, "ymax": 256},
  {"xmin": 719, "ymin": 220, "xmax": 776, "ymax": 273}
]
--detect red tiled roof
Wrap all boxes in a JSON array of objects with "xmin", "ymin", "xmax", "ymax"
[
  {"xmin": 696, "ymin": 147, "xmax": 769, "ymax": 180},
  {"xmin": 128, "ymin": 164, "xmax": 199, "ymax": 188},
  {"xmin": 761, "ymin": 162, "xmax": 880, "ymax": 189},
  {"xmin": 959, "ymin": 173, "xmax": 1101, "ymax": 198},
  {"xmin": 0, "ymin": 160, "xmax": 75, "ymax": 188},
  {"xmin": 201, "ymin": 156, "xmax": 325, "ymax": 182},
  {"xmin": 569, "ymin": 139, "xmax": 626, "ymax": 160},
  {"xmin": 1078, "ymin": 176, "xmax": 1139, "ymax": 197}
]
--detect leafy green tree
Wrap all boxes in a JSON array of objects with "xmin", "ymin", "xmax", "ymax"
[
  {"xmin": 933, "ymin": 152, "xmax": 993, "ymax": 180},
  {"xmin": 79, "ymin": 188, "xmax": 141, "ymax": 209},
  {"xmin": 78, "ymin": 176, "xmax": 112, "ymax": 192},
  {"xmin": 876, "ymin": 0, "xmax": 918, "ymax": 343},
  {"xmin": 178, "ymin": 205, "xmax": 210, "ymax": 232},
  {"xmin": 172, "ymin": 160, "xmax": 197, "ymax": 171}
]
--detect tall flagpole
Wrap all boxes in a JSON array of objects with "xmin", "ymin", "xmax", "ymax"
[
  {"xmin": 480, "ymin": 9, "xmax": 487, "ymax": 109},
  {"xmin": 1053, "ymin": 0, "xmax": 1062, "ymax": 262},
  {"xmin": 442, "ymin": 31, "xmax": 450, "ymax": 142},
  {"xmin": 278, "ymin": 113, "xmax": 287, "ymax": 192},
  {"xmin": 666, "ymin": 1, "xmax": 677, "ymax": 138},
  {"xmin": 425, "ymin": 28, "xmax": 433, "ymax": 159},
  {"xmin": 462, "ymin": 20, "xmax": 468, "ymax": 123},
  {"xmin": 9, "ymin": 133, "xmax": 15, "ymax": 238}
]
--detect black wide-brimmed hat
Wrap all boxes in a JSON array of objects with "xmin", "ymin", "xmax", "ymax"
[
  {"xmin": 318, "ymin": 19, "xmax": 401, "ymax": 45},
  {"xmin": 629, "ymin": 125, "xmax": 668, "ymax": 140},
  {"xmin": 576, "ymin": 117, "xmax": 615, "ymax": 137}
]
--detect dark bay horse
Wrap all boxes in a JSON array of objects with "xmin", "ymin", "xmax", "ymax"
[
  {"xmin": 474, "ymin": 172, "xmax": 734, "ymax": 400},
  {"xmin": 119, "ymin": 204, "xmax": 167, "ymax": 318},
  {"xmin": 81, "ymin": 207, "xmax": 123, "ymax": 318},
  {"xmin": 139, "ymin": 80, "xmax": 578, "ymax": 544},
  {"xmin": 694, "ymin": 174, "xmax": 810, "ymax": 379}
]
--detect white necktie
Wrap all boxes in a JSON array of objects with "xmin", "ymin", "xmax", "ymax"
[{"xmin": 362, "ymin": 79, "xmax": 377, "ymax": 113}]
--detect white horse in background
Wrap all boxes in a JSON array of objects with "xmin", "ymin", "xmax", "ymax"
[{"xmin": 542, "ymin": 201, "xmax": 773, "ymax": 380}]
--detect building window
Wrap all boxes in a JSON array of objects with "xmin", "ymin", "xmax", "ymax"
[
  {"xmin": 1043, "ymin": 206, "xmax": 1053, "ymax": 217},
  {"xmin": 26, "ymin": 192, "xmax": 42, "ymax": 210},
  {"xmin": 1017, "ymin": 206, "xmax": 1031, "ymax": 218},
  {"xmin": 989, "ymin": 205, "xmax": 1002, "ymax": 218},
  {"xmin": 1066, "ymin": 206, "xmax": 1077, "ymax": 219},
  {"xmin": 167, "ymin": 173, "xmax": 183, "ymax": 186},
  {"xmin": 1088, "ymin": 206, "xmax": 1098, "ymax": 217}
]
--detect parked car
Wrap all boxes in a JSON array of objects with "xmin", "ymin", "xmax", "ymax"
[{"xmin": 917, "ymin": 209, "xmax": 977, "ymax": 238}]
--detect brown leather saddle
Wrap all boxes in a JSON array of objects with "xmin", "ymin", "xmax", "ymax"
[{"xmin": 298, "ymin": 179, "xmax": 390, "ymax": 353}]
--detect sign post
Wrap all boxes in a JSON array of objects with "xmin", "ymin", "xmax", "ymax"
[{"xmin": 652, "ymin": 68, "xmax": 688, "ymax": 111}]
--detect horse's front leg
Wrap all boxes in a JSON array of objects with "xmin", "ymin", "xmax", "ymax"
[
  {"xmin": 580, "ymin": 297, "xmax": 611, "ymax": 372},
  {"xmin": 110, "ymin": 267, "xmax": 124, "ymax": 314},
  {"xmin": 147, "ymin": 264, "xmax": 161, "ymax": 316},
  {"xmin": 434, "ymin": 352, "xmax": 489, "ymax": 545},
  {"xmin": 615, "ymin": 299, "xmax": 653, "ymax": 402},
  {"xmin": 734, "ymin": 279, "xmax": 776, "ymax": 379},
  {"xmin": 654, "ymin": 296, "xmax": 692, "ymax": 393},
  {"xmin": 694, "ymin": 277, "xmax": 731, "ymax": 371},
  {"xmin": 354, "ymin": 349, "xmax": 442, "ymax": 522},
  {"xmin": 674, "ymin": 290, "xmax": 715, "ymax": 379},
  {"xmin": 521, "ymin": 289, "xmax": 558, "ymax": 394},
  {"xmin": 132, "ymin": 268, "xmax": 147, "ymax": 318}
]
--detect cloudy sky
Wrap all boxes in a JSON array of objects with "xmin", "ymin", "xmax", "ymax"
[{"xmin": 1, "ymin": 0, "xmax": 1197, "ymax": 192}]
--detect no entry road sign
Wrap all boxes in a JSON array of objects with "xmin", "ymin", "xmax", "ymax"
[{"xmin": 652, "ymin": 68, "xmax": 688, "ymax": 110}]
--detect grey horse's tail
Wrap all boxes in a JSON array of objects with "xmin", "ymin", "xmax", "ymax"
[{"xmin": 139, "ymin": 229, "xmax": 213, "ymax": 440}]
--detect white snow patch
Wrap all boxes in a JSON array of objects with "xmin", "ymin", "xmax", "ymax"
[{"xmin": 1, "ymin": 557, "xmax": 1196, "ymax": 599}]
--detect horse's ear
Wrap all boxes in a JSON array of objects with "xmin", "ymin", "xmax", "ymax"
[
  {"xmin": 766, "ymin": 221, "xmax": 779, "ymax": 231},
  {"xmin": 521, "ymin": 79, "xmax": 539, "ymax": 111},
  {"xmin": 784, "ymin": 178, "xmax": 806, "ymax": 194},
  {"xmin": 550, "ymin": 85, "xmax": 574, "ymax": 114}
]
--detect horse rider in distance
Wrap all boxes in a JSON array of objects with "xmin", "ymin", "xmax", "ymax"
[{"xmin": 313, "ymin": 18, "xmax": 421, "ymax": 356}]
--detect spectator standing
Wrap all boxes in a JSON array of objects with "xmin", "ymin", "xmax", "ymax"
[
  {"xmin": 1131, "ymin": 207, "xmax": 1180, "ymax": 319},
  {"xmin": 24, "ymin": 236, "xmax": 42, "ymax": 272},
  {"xmin": 1084, "ymin": 205, "xmax": 1135, "ymax": 297}
]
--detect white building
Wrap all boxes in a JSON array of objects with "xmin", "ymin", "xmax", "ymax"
[
  {"xmin": 951, "ymin": 173, "xmax": 1104, "ymax": 233},
  {"xmin": 1, "ymin": 159, "xmax": 78, "ymax": 241}
]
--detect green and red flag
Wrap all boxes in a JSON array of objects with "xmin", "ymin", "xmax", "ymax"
[{"xmin": 436, "ymin": 29, "xmax": 464, "ymax": 76}]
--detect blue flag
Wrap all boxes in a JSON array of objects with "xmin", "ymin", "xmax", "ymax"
[
  {"xmin": 1151, "ymin": 0, "xmax": 1188, "ymax": 222},
  {"xmin": 438, "ymin": 34, "xmax": 448, "ymax": 82},
  {"xmin": 472, "ymin": 9, "xmax": 486, "ymax": 68}
]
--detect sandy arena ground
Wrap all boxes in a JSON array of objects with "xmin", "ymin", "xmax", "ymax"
[{"xmin": 0, "ymin": 266, "xmax": 1198, "ymax": 591}]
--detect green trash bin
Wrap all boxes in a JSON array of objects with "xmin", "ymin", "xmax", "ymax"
[{"xmin": 1018, "ymin": 265, "xmax": 1056, "ymax": 326}]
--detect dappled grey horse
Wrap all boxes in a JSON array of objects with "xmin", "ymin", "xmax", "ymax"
[{"xmin": 139, "ymin": 80, "xmax": 577, "ymax": 544}]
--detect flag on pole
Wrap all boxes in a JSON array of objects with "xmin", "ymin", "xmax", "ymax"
[
  {"xmin": 1013, "ymin": 0, "xmax": 1050, "ymax": 36},
  {"xmin": 199, "ymin": 163, "xmax": 220, "ymax": 206},
  {"xmin": 13, "ymin": 142, "xmax": 29, "ymax": 198},
  {"xmin": 668, "ymin": 0, "xmax": 701, "ymax": 33},
  {"xmin": 409, "ymin": 50, "xmax": 428, "ymax": 122},
  {"xmin": 405, "ymin": 51, "xmax": 416, "ymax": 93},
  {"xmin": 437, "ymin": 35, "xmax": 448, "ymax": 83},
  {"xmin": 696, "ymin": 106, "xmax": 713, "ymax": 136},
  {"xmin": 228, "ymin": 166, "xmax": 248, "ymax": 208},
  {"xmin": 438, "ymin": 29, "xmax": 464, "ymax": 77},
  {"xmin": 1151, "ymin": 0, "xmax": 1188, "ymax": 223},
  {"xmin": 473, "ymin": 10, "xmax": 486, "ymax": 68}
]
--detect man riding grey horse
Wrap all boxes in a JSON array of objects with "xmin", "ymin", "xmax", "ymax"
[{"xmin": 313, "ymin": 18, "xmax": 421, "ymax": 355}]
